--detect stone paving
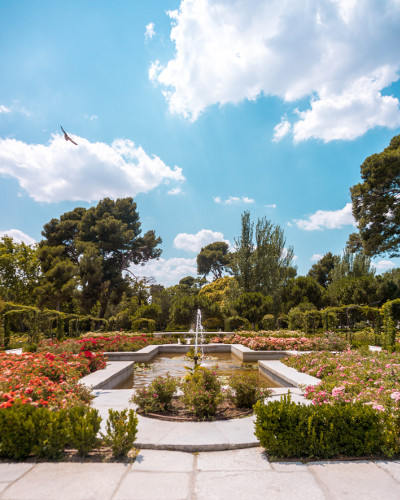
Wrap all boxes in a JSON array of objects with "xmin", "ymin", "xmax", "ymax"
[{"xmin": 0, "ymin": 448, "xmax": 400, "ymax": 500}]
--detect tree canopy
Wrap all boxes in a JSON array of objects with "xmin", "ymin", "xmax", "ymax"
[
  {"xmin": 196, "ymin": 241, "xmax": 230, "ymax": 280},
  {"xmin": 230, "ymin": 211, "xmax": 296, "ymax": 298},
  {"xmin": 39, "ymin": 197, "xmax": 162, "ymax": 316},
  {"xmin": 350, "ymin": 134, "xmax": 400, "ymax": 257}
]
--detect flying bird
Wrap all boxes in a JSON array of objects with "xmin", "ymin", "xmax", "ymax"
[{"xmin": 60, "ymin": 126, "xmax": 78, "ymax": 145}]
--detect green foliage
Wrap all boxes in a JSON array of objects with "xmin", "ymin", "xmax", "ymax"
[
  {"xmin": 197, "ymin": 241, "xmax": 231, "ymax": 280},
  {"xmin": 0, "ymin": 404, "xmax": 38, "ymax": 459},
  {"xmin": 227, "ymin": 373, "xmax": 272, "ymax": 408},
  {"xmin": 230, "ymin": 211, "xmax": 296, "ymax": 298},
  {"xmin": 132, "ymin": 374, "xmax": 178, "ymax": 413},
  {"xmin": 202, "ymin": 316, "xmax": 224, "ymax": 330},
  {"xmin": 303, "ymin": 310, "xmax": 321, "ymax": 333},
  {"xmin": 225, "ymin": 316, "xmax": 251, "ymax": 331},
  {"xmin": 181, "ymin": 366, "xmax": 223, "ymax": 419},
  {"xmin": 254, "ymin": 395, "xmax": 399, "ymax": 459},
  {"xmin": 67, "ymin": 406, "xmax": 102, "ymax": 457},
  {"xmin": 262, "ymin": 314, "xmax": 275, "ymax": 330},
  {"xmin": 350, "ymin": 134, "xmax": 400, "ymax": 257},
  {"xmin": 131, "ymin": 317, "xmax": 156, "ymax": 333},
  {"xmin": 31, "ymin": 407, "xmax": 70, "ymax": 459},
  {"xmin": 102, "ymin": 409, "xmax": 138, "ymax": 458},
  {"xmin": 40, "ymin": 198, "xmax": 162, "ymax": 318},
  {"xmin": 382, "ymin": 299, "xmax": 400, "ymax": 349},
  {"xmin": 0, "ymin": 405, "xmax": 100, "ymax": 460},
  {"xmin": 0, "ymin": 236, "xmax": 40, "ymax": 305},
  {"xmin": 282, "ymin": 276, "xmax": 326, "ymax": 312},
  {"xmin": 307, "ymin": 252, "xmax": 339, "ymax": 288},
  {"xmin": 233, "ymin": 292, "xmax": 273, "ymax": 327}
]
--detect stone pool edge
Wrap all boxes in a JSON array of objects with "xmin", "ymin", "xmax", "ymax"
[{"xmin": 80, "ymin": 343, "xmax": 321, "ymax": 393}]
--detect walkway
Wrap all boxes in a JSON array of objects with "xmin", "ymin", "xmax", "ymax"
[
  {"xmin": 1, "ymin": 448, "xmax": 400, "ymax": 499},
  {"xmin": 92, "ymin": 387, "xmax": 308, "ymax": 451}
]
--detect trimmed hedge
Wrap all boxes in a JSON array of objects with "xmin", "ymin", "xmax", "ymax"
[
  {"xmin": 0, "ymin": 405, "xmax": 139, "ymax": 460},
  {"xmin": 254, "ymin": 394, "xmax": 400, "ymax": 460}
]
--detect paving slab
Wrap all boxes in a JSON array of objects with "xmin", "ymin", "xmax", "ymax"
[
  {"xmin": 113, "ymin": 471, "xmax": 191, "ymax": 500},
  {"xmin": 309, "ymin": 461, "xmax": 400, "ymax": 499},
  {"xmin": 196, "ymin": 447, "xmax": 271, "ymax": 471},
  {"xmin": 375, "ymin": 460, "xmax": 400, "ymax": 483},
  {"xmin": 132, "ymin": 449, "xmax": 194, "ymax": 472},
  {"xmin": 0, "ymin": 463, "xmax": 35, "ymax": 482},
  {"xmin": 194, "ymin": 470, "xmax": 325, "ymax": 500},
  {"xmin": 0, "ymin": 463, "xmax": 129, "ymax": 500}
]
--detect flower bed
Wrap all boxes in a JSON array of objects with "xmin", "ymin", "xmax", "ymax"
[
  {"xmin": 210, "ymin": 333, "xmax": 349, "ymax": 351},
  {"xmin": 0, "ymin": 351, "xmax": 106, "ymax": 410},
  {"xmin": 283, "ymin": 349, "xmax": 400, "ymax": 412},
  {"xmin": 37, "ymin": 333, "xmax": 176, "ymax": 354}
]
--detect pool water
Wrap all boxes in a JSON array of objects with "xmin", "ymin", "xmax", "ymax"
[{"xmin": 114, "ymin": 352, "xmax": 279, "ymax": 388}]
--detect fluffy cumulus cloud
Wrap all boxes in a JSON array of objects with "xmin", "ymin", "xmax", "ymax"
[
  {"xmin": 372, "ymin": 260, "xmax": 396, "ymax": 272},
  {"xmin": 0, "ymin": 134, "xmax": 184, "ymax": 202},
  {"xmin": 0, "ymin": 105, "xmax": 11, "ymax": 114},
  {"xmin": 214, "ymin": 195, "xmax": 254, "ymax": 205},
  {"xmin": 0, "ymin": 229, "xmax": 36, "ymax": 245},
  {"xmin": 151, "ymin": 0, "xmax": 400, "ymax": 140},
  {"xmin": 295, "ymin": 203, "xmax": 355, "ymax": 230},
  {"xmin": 174, "ymin": 229, "xmax": 230, "ymax": 253},
  {"xmin": 130, "ymin": 257, "xmax": 197, "ymax": 286}
]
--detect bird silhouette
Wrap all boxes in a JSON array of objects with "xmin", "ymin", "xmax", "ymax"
[{"xmin": 60, "ymin": 126, "xmax": 78, "ymax": 146}]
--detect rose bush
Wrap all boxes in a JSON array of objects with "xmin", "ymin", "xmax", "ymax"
[
  {"xmin": 0, "ymin": 351, "xmax": 105, "ymax": 409},
  {"xmin": 283, "ymin": 349, "xmax": 400, "ymax": 413}
]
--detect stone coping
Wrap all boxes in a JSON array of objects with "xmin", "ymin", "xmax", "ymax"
[{"xmin": 80, "ymin": 344, "xmax": 321, "ymax": 391}]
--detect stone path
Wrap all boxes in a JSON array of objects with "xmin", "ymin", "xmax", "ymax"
[{"xmin": 1, "ymin": 448, "xmax": 400, "ymax": 499}]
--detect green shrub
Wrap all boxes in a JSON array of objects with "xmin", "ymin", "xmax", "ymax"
[
  {"xmin": 67, "ymin": 406, "xmax": 102, "ymax": 457},
  {"xmin": 0, "ymin": 404, "xmax": 37, "ymax": 459},
  {"xmin": 31, "ymin": 408, "xmax": 70, "ymax": 459},
  {"xmin": 181, "ymin": 366, "xmax": 223, "ymax": 419},
  {"xmin": 254, "ymin": 394, "xmax": 399, "ymax": 460},
  {"xmin": 131, "ymin": 374, "xmax": 178, "ymax": 413},
  {"xmin": 131, "ymin": 317, "xmax": 156, "ymax": 333},
  {"xmin": 102, "ymin": 409, "xmax": 138, "ymax": 458},
  {"xmin": 227, "ymin": 373, "xmax": 272, "ymax": 408},
  {"xmin": 262, "ymin": 314, "xmax": 275, "ymax": 330},
  {"xmin": 165, "ymin": 323, "xmax": 190, "ymax": 332},
  {"xmin": 225, "ymin": 316, "xmax": 251, "ymax": 331},
  {"xmin": 0, "ymin": 405, "xmax": 70, "ymax": 460},
  {"xmin": 202, "ymin": 317, "xmax": 224, "ymax": 331}
]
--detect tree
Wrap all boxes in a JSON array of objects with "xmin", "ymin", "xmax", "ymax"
[
  {"xmin": 233, "ymin": 292, "xmax": 273, "ymax": 328},
  {"xmin": 281, "ymin": 276, "xmax": 327, "ymax": 313},
  {"xmin": 307, "ymin": 252, "xmax": 339, "ymax": 288},
  {"xmin": 230, "ymin": 212, "xmax": 296, "ymax": 298},
  {"xmin": 350, "ymin": 134, "xmax": 400, "ymax": 257},
  {"xmin": 40, "ymin": 198, "xmax": 162, "ymax": 317},
  {"xmin": 0, "ymin": 236, "xmax": 41, "ymax": 305},
  {"xmin": 197, "ymin": 241, "xmax": 231, "ymax": 280}
]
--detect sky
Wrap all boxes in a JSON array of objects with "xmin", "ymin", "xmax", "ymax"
[{"xmin": 1, "ymin": 0, "xmax": 400, "ymax": 286}]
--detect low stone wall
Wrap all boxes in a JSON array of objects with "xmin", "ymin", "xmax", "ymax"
[{"xmin": 81, "ymin": 344, "xmax": 321, "ymax": 391}]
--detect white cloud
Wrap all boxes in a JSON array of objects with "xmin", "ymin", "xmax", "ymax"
[
  {"xmin": 372, "ymin": 260, "xmax": 396, "ymax": 272},
  {"xmin": 0, "ymin": 134, "xmax": 184, "ymax": 203},
  {"xmin": 0, "ymin": 229, "xmax": 36, "ymax": 245},
  {"xmin": 295, "ymin": 203, "xmax": 356, "ymax": 230},
  {"xmin": 0, "ymin": 105, "xmax": 11, "ymax": 114},
  {"xmin": 84, "ymin": 114, "xmax": 98, "ymax": 121},
  {"xmin": 265, "ymin": 203, "xmax": 277, "ymax": 208},
  {"xmin": 174, "ymin": 229, "xmax": 230, "ymax": 253},
  {"xmin": 273, "ymin": 118, "xmax": 291, "ymax": 142},
  {"xmin": 311, "ymin": 254, "xmax": 324, "ymax": 262},
  {"xmin": 168, "ymin": 187, "xmax": 183, "ymax": 195},
  {"xmin": 214, "ymin": 195, "xmax": 254, "ymax": 205},
  {"xmin": 145, "ymin": 22, "xmax": 156, "ymax": 40},
  {"xmin": 130, "ymin": 257, "xmax": 197, "ymax": 286},
  {"xmin": 151, "ymin": 0, "xmax": 400, "ymax": 140}
]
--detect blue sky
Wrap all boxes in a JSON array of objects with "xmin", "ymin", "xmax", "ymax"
[{"xmin": 1, "ymin": 0, "xmax": 400, "ymax": 286}]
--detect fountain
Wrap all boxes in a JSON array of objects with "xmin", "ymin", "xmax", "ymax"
[{"xmin": 193, "ymin": 308, "xmax": 204, "ymax": 367}]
